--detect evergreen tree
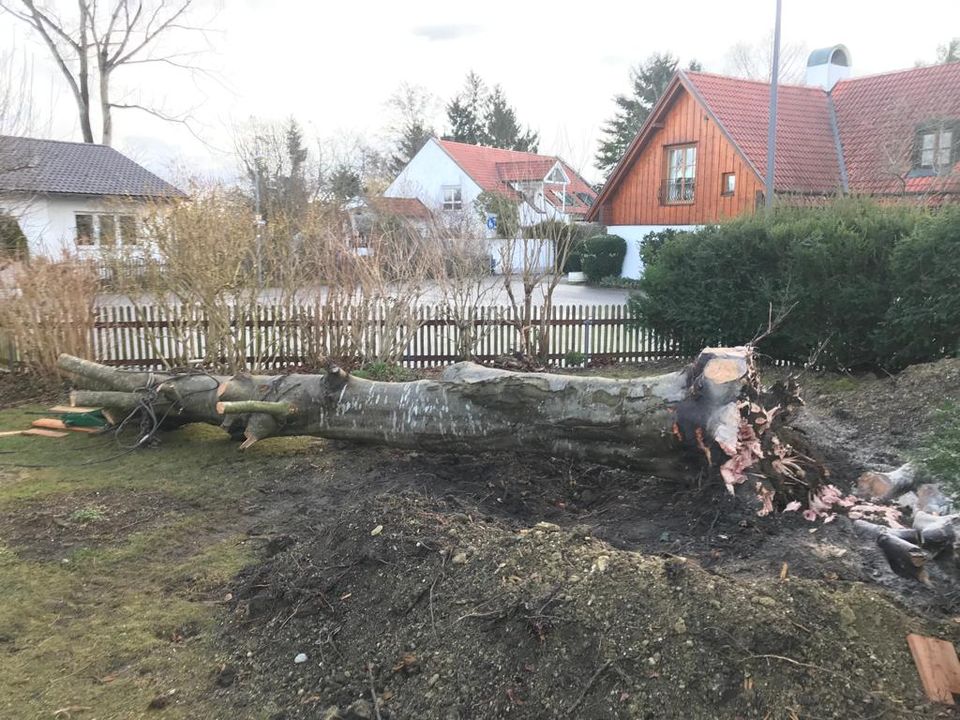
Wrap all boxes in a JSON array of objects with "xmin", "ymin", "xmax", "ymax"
[
  {"xmin": 444, "ymin": 73, "xmax": 541, "ymax": 151},
  {"xmin": 485, "ymin": 85, "xmax": 539, "ymax": 152},
  {"xmin": 595, "ymin": 54, "xmax": 702, "ymax": 175},
  {"xmin": 937, "ymin": 38, "xmax": 960, "ymax": 64},
  {"xmin": 327, "ymin": 163, "xmax": 362, "ymax": 202},
  {"xmin": 280, "ymin": 119, "xmax": 310, "ymax": 219},
  {"xmin": 446, "ymin": 71, "xmax": 488, "ymax": 145},
  {"xmin": 390, "ymin": 120, "xmax": 433, "ymax": 175}
]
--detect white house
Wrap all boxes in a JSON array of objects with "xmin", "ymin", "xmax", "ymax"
[
  {"xmin": 0, "ymin": 136, "xmax": 186, "ymax": 259},
  {"xmin": 384, "ymin": 138, "xmax": 597, "ymax": 272}
]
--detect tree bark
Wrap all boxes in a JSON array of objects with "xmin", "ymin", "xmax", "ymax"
[{"xmin": 57, "ymin": 347, "xmax": 824, "ymax": 503}]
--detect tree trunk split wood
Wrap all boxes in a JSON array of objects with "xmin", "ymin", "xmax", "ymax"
[{"xmin": 58, "ymin": 347, "xmax": 828, "ymax": 512}]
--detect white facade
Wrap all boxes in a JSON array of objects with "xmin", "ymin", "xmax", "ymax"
[
  {"xmin": 385, "ymin": 139, "xmax": 489, "ymax": 237},
  {"xmin": 0, "ymin": 192, "xmax": 151, "ymax": 259},
  {"xmin": 608, "ymin": 224, "xmax": 704, "ymax": 279},
  {"xmin": 383, "ymin": 138, "xmax": 571, "ymax": 252}
]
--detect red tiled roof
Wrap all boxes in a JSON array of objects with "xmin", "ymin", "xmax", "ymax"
[
  {"xmin": 367, "ymin": 196, "xmax": 433, "ymax": 220},
  {"xmin": 436, "ymin": 139, "xmax": 596, "ymax": 216},
  {"xmin": 684, "ymin": 72, "xmax": 841, "ymax": 194},
  {"xmin": 831, "ymin": 62, "xmax": 960, "ymax": 195}
]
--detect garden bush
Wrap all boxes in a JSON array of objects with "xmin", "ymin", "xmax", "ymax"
[
  {"xmin": 629, "ymin": 199, "xmax": 928, "ymax": 369},
  {"xmin": 580, "ymin": 234, "xmax": 627, "ymax": 282},
  {"xmin": 879, "ymin": 205, "xmax": 960, "ymax": 369}
]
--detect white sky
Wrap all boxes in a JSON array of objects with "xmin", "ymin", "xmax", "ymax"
[{"xmin": 3, "ymin": 0, "xmax": 959, "ymax": 184}]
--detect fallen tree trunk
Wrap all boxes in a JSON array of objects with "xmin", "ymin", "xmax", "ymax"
[{"xmin": 58, "ymin": 347, "xmax": 824, "ymax": 507}]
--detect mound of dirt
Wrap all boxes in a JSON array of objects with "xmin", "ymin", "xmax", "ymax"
[
  {"xmin": 780, "ymin": 357, "xmax": 960, "ymax": 471},
  {"xmin": 210, "ymin": 449, "xmax": 959, "ymax": 719}
]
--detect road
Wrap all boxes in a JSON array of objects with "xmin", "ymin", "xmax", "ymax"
[{"xmin": 96, "ymin": 278, "xmax": 633, "ymax": 308}]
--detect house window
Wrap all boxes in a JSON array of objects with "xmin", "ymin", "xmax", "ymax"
[
  {"xmin": 721, "ymin": 172, "xmax": 736, "ymax": 196},
  {"xmin": 575, "ymin": 192, "xmax": 594, "ymax": 207},
  {"xmin": 75, "ymin": 214, "xmax": 94, "ymax": 246},
  {"xmin": 442, "ymin": 186, "xmax": 462, "ymax": 210},
  {"xmin": 75, "ymin": 212, "xmax": 140, "ymax": 248},
  {"xmin": 551, "ymin": 190, "xmax": 577, "ymax": 206},
  {"xmin": 119, "ymin": 215, "xmax": 138, "ymax": 245},
  {"xmin": 663, "ymin": 144, "xmax": 696, "ymax": 203},
  {"xmin": 917, "ymin": 124, "xmax": 955, "ymax": 170},
  {"xmin": 100, "ymin": 215, "xmax": 116, "ymax": 247}
]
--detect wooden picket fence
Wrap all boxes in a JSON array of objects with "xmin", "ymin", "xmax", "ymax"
[{"xmin": 3, "ymin": 302, "xmax": 696, "ymax": 372}]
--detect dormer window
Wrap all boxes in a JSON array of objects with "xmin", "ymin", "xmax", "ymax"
[{"xmin": 916, "ymin": 122, "xmax": 957, "ymax": 171}]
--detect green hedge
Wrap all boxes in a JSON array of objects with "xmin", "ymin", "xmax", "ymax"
[
  {"xmin": 629, "ymin": 199, "xmax": 952, "ymax": 369},
  {"xmin": 880, "ymin": 205, "xmax": 960, "ymax": 368},
  {"xmin": 581, "ymin": 234, "xmax": 627, "ymax": 282}
]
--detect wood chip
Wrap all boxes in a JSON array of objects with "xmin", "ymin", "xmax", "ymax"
[
  {"xmin": 0, "ymin": 430, "xmax": 23, "ymax": 437},
  {"xmin": 50, "ymin": 405, "xmax": 101, "ymax": 414},
  {"xmin": 22, "ymin": 428, "xmax": 69, "ymax": 438},
  {"xmin": 907, "ymin": 633, "xmax": 960, "ymax": 704}
]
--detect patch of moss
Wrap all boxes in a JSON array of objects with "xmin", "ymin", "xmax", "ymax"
[{"xmin": 0, "ymin": 405, "xmax": 306, "ymax": 718}]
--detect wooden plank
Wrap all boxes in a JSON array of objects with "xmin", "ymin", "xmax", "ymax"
[
  {"xmin": 32, "ymin": 418, "xmax": 67, "ymax": 430},
  {"xmin": 22, "ymin": 428, "xmax": 69, "ymax": 438},
  {"xmin": 907, "ymin": 633, "xmax": 960, "ymax": 704},
  {"xmin": 50, "ymin": 405, "xmax": 100, "ymax": 414},
  {"xmin": 31, "ymin": 418, "xmax": 98, "ymax": 434}
]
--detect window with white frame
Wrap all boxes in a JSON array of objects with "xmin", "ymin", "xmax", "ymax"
[
  {"xmin": 663, "ymin": 144, "xmax": 697, "ymax": 203},
  {"xmin": 74, "ymin": 213, "xmax": 140, "ymax": 248},
  {"xmin": 916, "ymin": 123, "xmax": 956, "ymax": 171},
  {"xmin": 442, "ymin": 186, "xmax": 462, "ymax": 211}
]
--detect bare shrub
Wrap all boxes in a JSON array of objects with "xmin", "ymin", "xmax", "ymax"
[
  {"xmin": 497, "ymin": 222, "xmax": 574, "ymax": 361},
  {"xmin": 298, "ymin": 209, "xmax": 440, "ymax": 367},
  {"xmin": 434, "ymin": 233, "xmax": 498, "ymax": 360},
  {"xmin": 104, "ymin": 184, "xmax": 314, "ymax": 372},
  {"xmin": 0, "ymin": 257, "xmax": 98, "ymax": 376}
]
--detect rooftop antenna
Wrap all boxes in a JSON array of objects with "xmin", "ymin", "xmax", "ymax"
[{"xmin": 765, "ymin": 0, "xmax": 782, "ymax": 212}]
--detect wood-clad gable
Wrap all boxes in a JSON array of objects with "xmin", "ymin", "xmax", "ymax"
[{"xmin": 596, "ymin": 83, "xmax": 764, "ymax": 226}]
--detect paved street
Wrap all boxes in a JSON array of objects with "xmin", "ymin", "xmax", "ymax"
[{"xmin": 96, "ymin": 277, "xmax": 633, "ymax": 308}]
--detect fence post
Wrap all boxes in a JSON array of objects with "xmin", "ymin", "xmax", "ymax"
[{"xmin": 582, "ymin": 306, "xmax": 592, "ymax": 363}]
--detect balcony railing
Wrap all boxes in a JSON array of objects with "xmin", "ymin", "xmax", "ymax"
[{"xmin": 659, "ymin": 179, "xmax": 696, "ymax": 204}]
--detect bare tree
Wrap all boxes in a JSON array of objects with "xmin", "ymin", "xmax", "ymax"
[
  {"xmin": 0, "ymin": 49, "xmax": 36, "ymax": 178},
  {"xmin": 724, "ymin": 33, "xmax": 808, "ymax": 84},
  {"xmin": 0, "ymin": 0, "xmax": 212, "ymax": 145},
  {"xmin": 0, "ymin": 48, "xmax": 35, "ymax": 137},
  {"xmin": 385, "ymin": 83, "xmax": 438, "ymax": 175}
]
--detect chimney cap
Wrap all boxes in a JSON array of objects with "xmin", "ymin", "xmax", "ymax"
[{"xmin": 807, "ymin": 45, "xmax": 851, "ymax": 68}]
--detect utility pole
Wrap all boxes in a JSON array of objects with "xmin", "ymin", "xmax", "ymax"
[{"xmin": 765, "ymin": 0, "xmax": 782, "ymax": 212}]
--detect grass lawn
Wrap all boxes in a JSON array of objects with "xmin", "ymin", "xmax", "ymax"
[{"xmin": 0, "ymin": 405, "xmax": 312, "ymax": 719}]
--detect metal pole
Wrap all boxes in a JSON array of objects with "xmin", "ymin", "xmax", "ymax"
[{"xmin": 765, "ymin": 0, "xmax": 782, "ymax": 212}]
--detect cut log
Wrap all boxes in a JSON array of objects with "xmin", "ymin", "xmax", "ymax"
[
  {"xmin": 857, "ymin": 463, "xmax": 916, "ymax": 501},
  {"xmin": 56, "ymin": 347, "xmax": 825, "ymax": 504},
  {"xmin": 877, "ymin": 532, "xmax": 929, "ymax": 584}
]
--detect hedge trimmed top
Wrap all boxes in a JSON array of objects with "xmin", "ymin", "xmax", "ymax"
[{"xmin": 629, "ymin": 199, "xmax": 960, "ymax": 371}]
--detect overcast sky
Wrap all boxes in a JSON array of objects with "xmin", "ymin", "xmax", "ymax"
[{"xmin": 3, "ymin": 0, "xmax": 959, "ymax": 184}]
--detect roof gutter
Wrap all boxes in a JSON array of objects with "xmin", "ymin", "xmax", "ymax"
[{"xmin": 826, "ymin": 93, "xmax": 849, "ymax": 193}]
